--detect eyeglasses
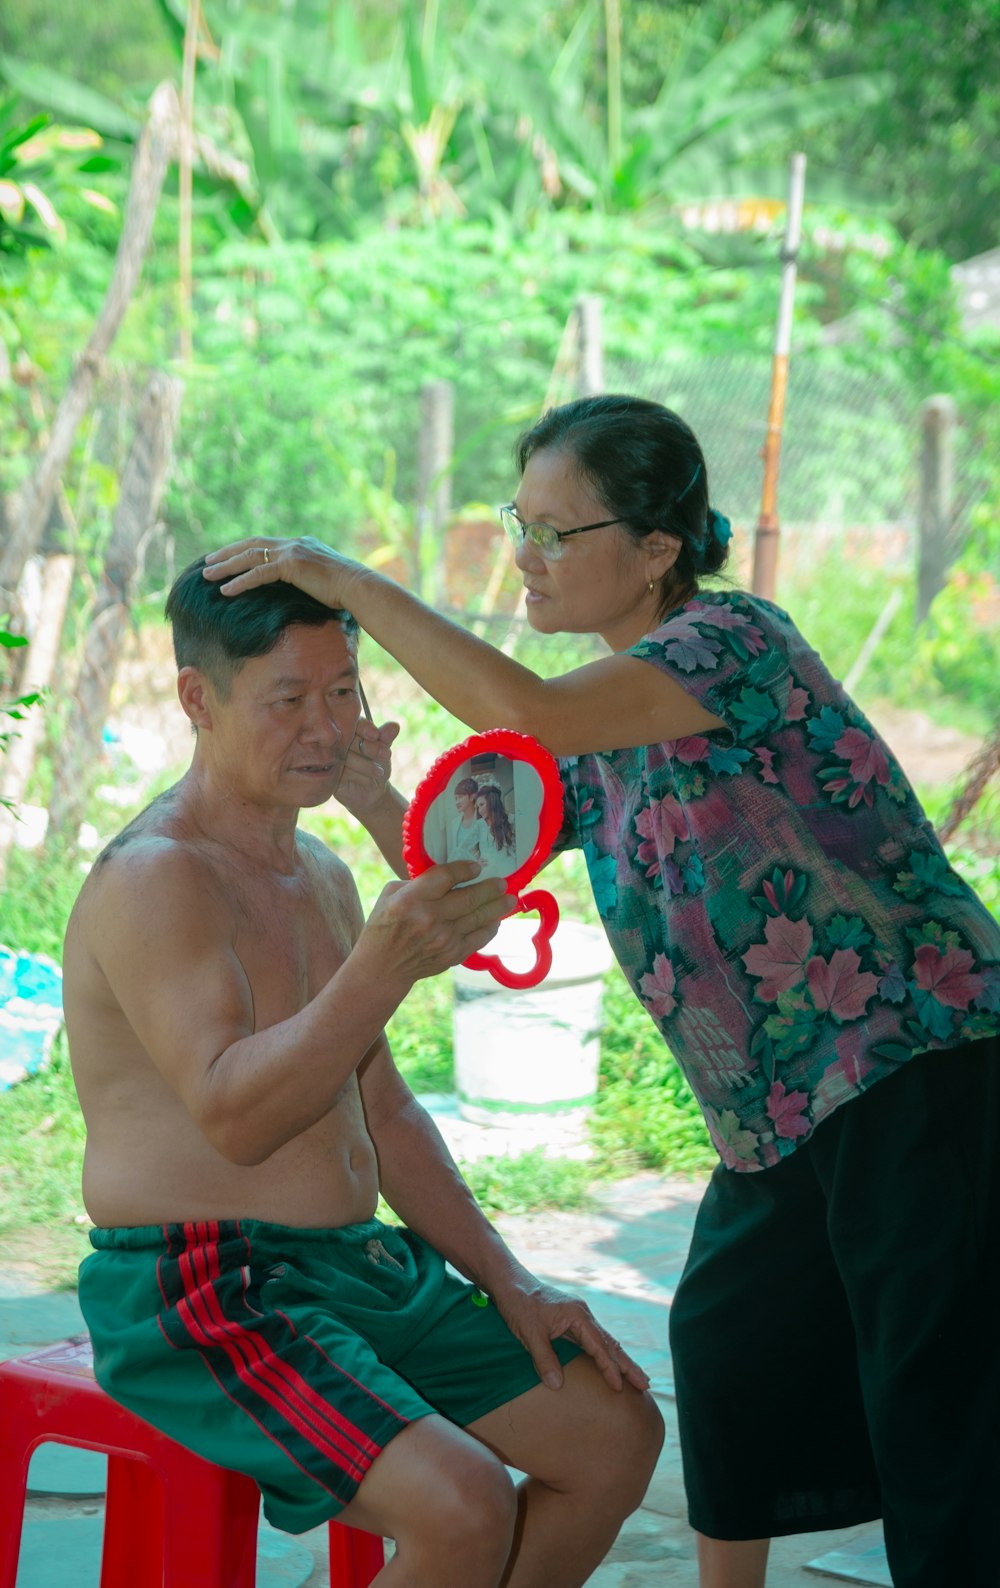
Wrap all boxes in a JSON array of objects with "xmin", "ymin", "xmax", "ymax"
[{"xmin": 499, "ymin": 504, "xmax": 625, "ymax": 562}]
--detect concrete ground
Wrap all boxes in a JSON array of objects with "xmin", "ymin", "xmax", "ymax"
[{"xmin": 1, "ymin": 1150, "xmax": 889, "ymax": 1587}]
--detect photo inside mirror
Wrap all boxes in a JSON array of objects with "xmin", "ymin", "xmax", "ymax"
[{"xmin": 421, "ymin": 753, "xmax": 544, "ymax": 882}]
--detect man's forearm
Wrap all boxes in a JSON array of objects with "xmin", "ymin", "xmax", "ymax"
[{"xmin": 374, "ymin": 1095, "xmax": 530, "ymax": 1297}]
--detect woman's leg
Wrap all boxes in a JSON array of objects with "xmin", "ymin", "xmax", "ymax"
[{"xmin": 695, "ymin": 1535, "xmax": 770, "ymax": 1588}]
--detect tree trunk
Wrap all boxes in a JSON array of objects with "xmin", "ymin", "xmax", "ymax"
[
  {"xmin": 0, "ymin": 554, "xmax": 76, "ymax": 886},
  {"xmin": 0, "ymin": 81, "xmax": 179, "ymax": 601},
  {"xmin": 46, "ymin": 371, "xmax": 183, "ymax": 849}
]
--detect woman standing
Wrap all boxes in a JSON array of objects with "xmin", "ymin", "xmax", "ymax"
[
  {"xmin": 474, "ymin": 783, "xmax": 516, "ymax": 877},
  {"xmin": 206, "ymin": 394, "xmax": 1000, "ymax": 1588}
]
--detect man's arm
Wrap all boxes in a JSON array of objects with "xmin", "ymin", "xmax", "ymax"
[
  {"xmin": 358, "ymin": 1044, "xmax": 649, "ymax": 1395},
  {"xmin": 92, "ymin": 840, "xmax": 508, "ymax": 1166}
]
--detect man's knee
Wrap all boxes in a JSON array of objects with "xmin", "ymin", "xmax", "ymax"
[
  {"xmin": 603, "ymin": 1385, "xmax": 665, "ymax": 1506},
  {"xmin": 346, "ymin": 1415, "xmax": 517, "ymax": 1562}
]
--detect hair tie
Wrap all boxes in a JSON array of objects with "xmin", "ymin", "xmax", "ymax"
[
  {"xmin": 708, "ymin": 508, "xmax": 732, "ymax": 547},
  {"xmin": 676, "ymin": 461, "xmax": 702, "ymax": 504}
]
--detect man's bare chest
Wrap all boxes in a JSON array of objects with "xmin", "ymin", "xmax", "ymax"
[{"xmin": 228, "ymin": 867, "xmax": 355, "ymax": 1016}]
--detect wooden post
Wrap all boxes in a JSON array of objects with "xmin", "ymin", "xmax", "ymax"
[
  {"xmin": 46, "ymin": 372, "xmax": 183, "ymax": 849},
  {"xmin": 916, "ymin": 394, "xmax": 956, "ymax": 625},
  {"xmin": 751, "ymin": 152, "xmax": 806, "ymax": 600},
  {"xmin": 575, "ymin": 294, "xmax": 604, "ymax": 397},
  {"xmin": 0, "ymin": 553, "xmax": 75, "ymax": 885},
  {"xmin": 415, "ymin": 378, "xmax": 454, "ymax": 603},
  {"xmin": 0, "ymin": 82, "xmax": 178, "ymax": 599}
]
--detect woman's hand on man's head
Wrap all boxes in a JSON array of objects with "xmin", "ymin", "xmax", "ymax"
[{"xmin": 202, "ymin": 536, "xmax": 365, "ymax": 609}]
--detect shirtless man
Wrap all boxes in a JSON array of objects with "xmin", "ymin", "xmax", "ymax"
[{"xmin": 63, "ymin": 557, "xmax": 663, "ymax": 1588}]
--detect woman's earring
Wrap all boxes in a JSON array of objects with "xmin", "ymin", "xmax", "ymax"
[{"xmin": 647, "ymin": 579, "xmax": 655, "ymax": 593}]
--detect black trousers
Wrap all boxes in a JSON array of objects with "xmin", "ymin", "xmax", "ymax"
[{"xmin": 669, "ymin": 1036, "xmax": 1000, "ymax": 1588}]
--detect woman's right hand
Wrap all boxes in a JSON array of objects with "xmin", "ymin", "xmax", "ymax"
[{"xmin": 202, "ymin": 535, "xmax": 365, "ymax": 610}]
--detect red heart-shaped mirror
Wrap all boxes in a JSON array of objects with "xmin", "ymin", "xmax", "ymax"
[{"xmin": 401, "ymin": 730, "xmax": 564, "ymax": 988}]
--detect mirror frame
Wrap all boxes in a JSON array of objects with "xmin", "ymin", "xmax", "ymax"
[{"xmin": 402, "ymin": 729, "xmax": 564, "ymax": 898}]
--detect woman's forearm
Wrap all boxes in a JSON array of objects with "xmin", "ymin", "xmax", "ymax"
[{"xmin": 343, "ymin": 567, "xmax": 546, "ymax": 734}]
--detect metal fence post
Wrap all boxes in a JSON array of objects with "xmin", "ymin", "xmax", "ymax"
[
  {"xmin": 416, "ymin": 378, "xmax": 454, "ymax": 602},
  {"xmin": 916, "ymin": 394, "xmax": 956, "ymax": 625}
]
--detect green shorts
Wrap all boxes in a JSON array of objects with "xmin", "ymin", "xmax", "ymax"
[{"xmin": 79, "ymin": 1216, "xmax": 579, "ymax": 1535}]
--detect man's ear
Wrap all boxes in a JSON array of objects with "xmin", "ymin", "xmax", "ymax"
[
  {"xmin": 644, "ymin": 531, "xmax": 682, "ymax": 582},
  {"xmin": 177, "ymin": 666, "xmax": 214, "ymax": 729}
]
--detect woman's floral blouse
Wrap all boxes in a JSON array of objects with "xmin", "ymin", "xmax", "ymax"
[{"xmin": 557, "ymin": 591, "xmax": 1000, "ymax": 1171}]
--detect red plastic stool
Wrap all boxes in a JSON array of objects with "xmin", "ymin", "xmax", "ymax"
[{"xmin": 0, "ymin": 1336, "xmax": 385, "ymax": 1588}]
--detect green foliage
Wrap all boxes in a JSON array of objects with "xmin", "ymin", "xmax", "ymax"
[
  {"xmin": 0, "ymin": 846, "xmax": 82, "ymax": 958},
  {"xmin": 161, "ymin": 211, "xmax": 784, "ymax": 572},
  {"xmin": 0, "ymin": 1035, "xmax": 91, "ymax": 1286},
  {"xmin": 781, "ymin": 532, "xmax": 999, "ymax": 740},
  {"xmin": 461, "ymin": 1150, "xmax": 596, "ymax": 1215},
  {"xmin": 593, "ymin": 969, "xmax": 716, "ymax": 1174}
]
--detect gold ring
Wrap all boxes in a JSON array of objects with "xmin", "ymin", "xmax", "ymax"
[{"xmin": 262, "ymin": 546, "xmax": 270, "ymax": 564}]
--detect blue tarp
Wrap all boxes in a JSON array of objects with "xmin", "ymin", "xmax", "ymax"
[{"xmin": 0, "ymin": 945, "xmax": 63, "ymax": 1089}]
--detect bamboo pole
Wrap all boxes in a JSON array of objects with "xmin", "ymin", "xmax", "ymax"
[{"xmin": 751, "ymin": 152, "xmax": 806, "ymax": 600}]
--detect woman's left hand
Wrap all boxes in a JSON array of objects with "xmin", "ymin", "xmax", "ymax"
[
  {"xmin": 203, "ymin": 535, "xmax": 364, "ymax": 610},
  {"xmin": 335, "ymin": 717, "xmax": 400, "ymax": 816}
]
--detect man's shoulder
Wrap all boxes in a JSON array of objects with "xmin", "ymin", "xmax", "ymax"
[{"xmin": 77, "ymin": 790, "xmax": 220, "ymax": 918}]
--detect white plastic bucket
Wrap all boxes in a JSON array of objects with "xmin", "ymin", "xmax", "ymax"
[{"xmin": 451, "ymin": 917, "xmax": 613, "ymax": 1149}]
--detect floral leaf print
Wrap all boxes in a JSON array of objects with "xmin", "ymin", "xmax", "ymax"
[
  {"xmin": 674, "ymin": 767, "xmax": 707, "ymax": 802},
  {"xmin": 751, "ymin": 867, "xmax": 809, "ymax": 917},
  {"xmin": 872, "ymin": 1040, "xmax": 917, "ymax": 1063},
  {"xmin": 707, "ymin": 743, "xmax": 753, "ymax": 776},
  {"xmin": 906, "ymin": 920, "xmax": 963, "ymax": 953},
  {"xmin": 824, "ymin": 914, "xmax": 873, "ymax": 953},
  {"xmin": 750, "ymin": 1024, "xmax": 777, "ymax": 1084},
  {"xmin": 766, "ymin": 1080, "xmax": 811, "ymax": 1139},
  {"xmin": 818, "ymin": 765, "xmax": 875, "ymax": 809},
  {"xmin": 663, "ymin": 631, "xmax": 723, "ymax": 672},
  {"xmin": 806, "ymin": 950, "xmax": 880, "ymax": 1022},
  {"xmin": 894, "ymin": 849, "xmax": 969, "ymax": 902},
  {"xmin": 638, "ymin": 952, "xmax": 678, "ymax": 1019},
  {"xmin": 808, "ymin": 706, "xmax": 848, "ymax": 754},
  {"xmin": 786, "ymin": 682, "xmax": 810, "ymax": 721},
  {"xmin": 877, "ymin": 962, "xmax": 908, "ymax": 1004},
  {"xmin": 908, "ymin": 985, "xmax": 956, "ymax": 1042},
  {"xmin": 582, "ymin": 839, "xmax": 617, "ymax": 916},
  {"xmin": 960, "ymin": 1011, "xmax": 999, "ymax": 1041},
  {"xmin": 832, "ymin": 727, "xmax": 892, "ymax": 789},
  {"xmin": 763, "ymin": 986, "xmax": 822, "ymax": 1063},
  {"xmin": 635, "ymin": 794, "xmax": 689, "ymax": 877},
  {"xmin": 663, "ymin": 858, "xmax": 684, "ymax": 895},
  {"xmin": 709, "ymin": 1107, "xmax": 760, "ymax": 1170},
  {"xmin": 753, "ymin": 746, "xmax": 780, "ymax": 784},
  {"xmin": 561, "ymin": 782, "xmax": 604, "ymax": 840},
  {"xmin": 974, "ymin": 965, "xmax": 1000, "ymax": 1016},
  {"xmin": 911, "ymin": 942, "xmax": 985, "ymax": 1010},
  {"xmin": 729, "ymin": 686, "xmax": 780, "ymax": 741},
  {"xmin": 682, "ymin": 854, "xmax": 705, "ymax": 894},
  {"xmin": 742, "ymin": 913, "xmax": 814, "ymax": 1001},
  {"xmin": 665, "ymin": 735, "xmax": 711, "ymax": 764}
]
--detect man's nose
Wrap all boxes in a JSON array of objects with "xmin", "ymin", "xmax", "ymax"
[{"xmin": 299, "ymin": 701, "xmax": 343, "ymax": 742}]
